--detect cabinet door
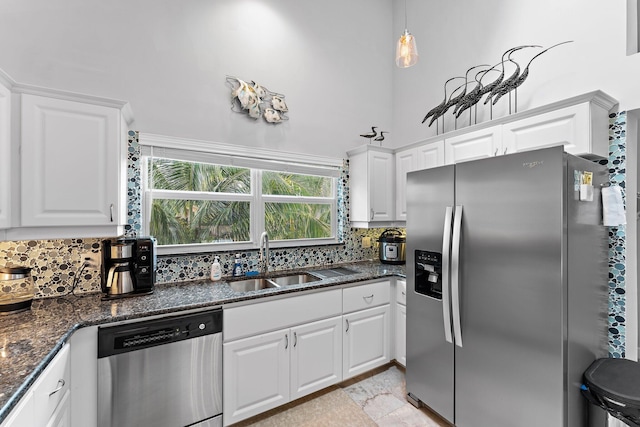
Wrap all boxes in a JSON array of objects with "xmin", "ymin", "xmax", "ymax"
[
  {"xmin": 33, "ymin": 344, "xmax": 71, "ymax": 427},
  {"xmin": 502, "ymin": 103, "xmax": 590, "ymax": 155},
  {"xmin": 45, "ymin": 390, "xmax": 71, "ymax": 427},
  {"xmin": 343, "ymin": 305, "xmax": 390, "ymax": 380},
  {"xmin": 0, "ymin": 391, "xmax": 34, "ymax": 427},
  {"xmin": 20, "ymin": 94, "xmax": 122, "ymax": 226},
  {"xmin": 223, "ymin": 329, "xmax": 290, "ymax": 425},
  {"xmin": 395, "ymin": 148, "xmax": 417, "ymax": 221},
  {"xmin": 290, "ymin": 316, "xmax": 342, "ymax": 400},
  {"xmin": 395, "ymin": 303, "xmax": 406, "ymax": 367},
  {"xmin": 368, "ymin": 150, "xmax": 394, "ymax": 221},
  {"xmin": 0, "ymin": 80, "xmax": 10, "ymax": 229},
  {"xmin": 416, "ymin": 140, "xmax": 445, "ymax": 169},
  {"xmin": 445, "ymin": 125, "xmax": 502, "ymax": 164}
]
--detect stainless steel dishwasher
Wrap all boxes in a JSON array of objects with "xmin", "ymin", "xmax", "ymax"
[{"xmin": 97, "ymin": 309, "xmax": 223, "ymax": 427}]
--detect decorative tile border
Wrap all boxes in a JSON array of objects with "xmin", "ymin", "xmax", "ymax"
[
  {"xmin": 606, "ymin": 111, "xmax": 627, "ymax": 358},
  {"xmin": 125, "ymin": 131, "xmax": 142, "ymax": 238}
]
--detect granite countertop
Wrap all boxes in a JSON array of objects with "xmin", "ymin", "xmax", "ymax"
[{"xmin": 0, "ymin": 260, "xmax": 405, "ymax": 422}]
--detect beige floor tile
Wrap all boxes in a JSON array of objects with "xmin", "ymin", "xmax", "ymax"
[
  {"xmin": 376, "ymin": 403, "xmax": 448, "ymax": 427},
  {"xmin": 231, "ymin": 365, "xmax": 440, "ymax": 427},
  {"xmin": 236, "ymin": 388, "xmax": 377, "ymax": 427}
]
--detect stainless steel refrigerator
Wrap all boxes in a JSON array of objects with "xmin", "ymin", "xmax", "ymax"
[{"xmin": 405, "ymin": 146, "xmax": 609, "ymax": 427}]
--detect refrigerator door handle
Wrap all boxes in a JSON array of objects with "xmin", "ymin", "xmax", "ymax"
[
  {"xmin": 442, "ymin": 206, "xmax": 454, "ymax": 344},
  {"xmin": 452, "ymin": 205, "xmax": 463, "ymax": 347}
]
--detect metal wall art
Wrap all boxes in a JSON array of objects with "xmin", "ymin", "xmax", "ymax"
[
  {"xmin": 423, "ymin": 41, "xmax": 573, "ymax": 134},
  {"xmin": 359, "ymin": 127, "xmax": 389, "ymax": 145},
  {"xmin": 225, "ymin": 76, "xmax": 289, "ymax": 124}
]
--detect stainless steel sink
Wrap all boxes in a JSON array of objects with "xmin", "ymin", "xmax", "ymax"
[
  {"xmin": 229, "ymin": 273, "xmax": 320, "ymax": 292},
  {"xmin": 228, "ymin": 278, "xmax": 279, "ymax": 293},
  {"xmin": 269, "ymin": 273, "xmax": 320, "ymax": 286}
]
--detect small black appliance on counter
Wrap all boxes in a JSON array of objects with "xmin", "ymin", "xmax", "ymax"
[
  {"xmin": 101, "ymin": 237, "xmax": 156, "ymax": 298},
  {"xmin": 377, "ymin": 229, "xmax": 406, "ymax": 264}
]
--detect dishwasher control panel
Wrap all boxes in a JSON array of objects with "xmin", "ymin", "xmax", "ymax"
[{"xmin": 98, "ymin": 309, "xmax": 222, "ymax": 358}]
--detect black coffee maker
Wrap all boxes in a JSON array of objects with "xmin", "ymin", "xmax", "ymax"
[{"xmin": 101, "ymin": 237, "xmax": 156, "ymax": 298}]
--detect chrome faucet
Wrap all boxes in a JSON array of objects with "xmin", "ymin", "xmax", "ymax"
[{"xmin": 259, "ymin": 231, "xmax": 270, "ymax": 274}]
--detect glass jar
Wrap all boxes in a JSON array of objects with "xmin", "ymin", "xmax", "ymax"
[{"xmin": 0, "ymin": 266, "xmax": 35, "ymax": 314}]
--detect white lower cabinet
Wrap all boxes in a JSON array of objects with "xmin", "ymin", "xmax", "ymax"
[
  {"xmin": 45, "ymin": 390, "xmax": 71, "ymax": 427},
  {"xmin": 395, "ymin": 279, "xmax": 407, "ymax": 367},
  {"xmin": 0, "ymin": 389, "xmax": 34, "ymax": 427},
  {"xmin": 342, "ymin": 280, "xmax": 391, "ymax": 379},
  {"xmin": 223, "ymin": 316, "xmax": 343, "ymax": 425},
  {"xmin": 290, "ymin": 316, "xmax": 343, "ymax": 400},
  {"xmin": 395, "ymin": 304, "xmax": 407, "ymax": 367},
  {"xmin": 343, "ymin": 305, "xmax": 391, "ymax": 380},
  {"xmin": 1, "ymin": 344, "xmax": 72, "ymax": 427},
  {"xmin": 224, "ymin": 328, "xmax": 290, "ymax": 425}
]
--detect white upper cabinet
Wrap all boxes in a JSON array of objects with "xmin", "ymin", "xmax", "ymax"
[
  {"xmin": 2, "ymin": 90, "xmax": 132, "ymax": 240},
  {"xmin": 0, "ymin": 76, "xmax": 10, "ymax": 230},
  {"xmin": 395, "ymin": 141, "xmax": 445, "ymax": 221},
  {"xmin": 442, "ymin": 91, "xmax": 616, "ymax": 163},
  {"xmin": 21, "ymin": 94, "xmax": 123, "ymax": 227},
  {"xmin": 348, "ymin": 146, "xmax": 395, "ymax": 227},
  {"xmin": 501, "ymin": 101, "xmax": 611, "ymax": 158},
  {"xmin": 445, "ymin": 125, "xmax": 503, "ymax": 164},
  {"xmin": 0, "ymin": 66, "xmax": 132, "ymax": 240}
]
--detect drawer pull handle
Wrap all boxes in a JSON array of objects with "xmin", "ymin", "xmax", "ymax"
[
  {"xmin": 293, "ymin": 332, "xmax": 298, "ymax": 347},
  {"xmin": 345, "ymin": 319, "xmax": 350, "ymax": 332},
  {"xmin": 285, "ymin": 333, "xmax": 289, "ymax": 350},
  {"xmin": 363, "ymin": 294, "xmax": 374, "ymax": 302},
  {"xmin": 49, "ymin": 379, "xmax": 65, "ymax": 397},
  {"xmin": 401, "ymin": 291, "xmax": 406, "ymax": 296},
  {"xmin": 110, "ymin": 204, "xmax": 114, "ymax": 222}
]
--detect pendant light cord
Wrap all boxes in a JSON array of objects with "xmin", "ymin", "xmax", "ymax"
[{"xmin": 404, "ymin": 0, "xmax": 408, "ymax": 30}]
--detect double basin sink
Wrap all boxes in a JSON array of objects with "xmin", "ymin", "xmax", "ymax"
[{"xmin": 228, "ymin": 267, "xmax": 358, "ymax": 293}]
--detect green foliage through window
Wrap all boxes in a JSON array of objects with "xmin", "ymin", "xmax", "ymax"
[{"xmin": 146, "ymin": 158, "xmax": 336, "ymax": 247}]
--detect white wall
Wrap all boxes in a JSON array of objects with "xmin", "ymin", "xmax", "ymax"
[
  {"xmin": 0, "ymin": 0, "xmax": 394, "ymax": 158},
  {"xmin": 392, "ymin": 0, "xmax": 640, "ymax": 147}
]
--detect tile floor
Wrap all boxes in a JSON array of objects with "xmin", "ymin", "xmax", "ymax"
[{"xmin": 233, "ymin": 364, "xmax": 451, "ymax": 427}]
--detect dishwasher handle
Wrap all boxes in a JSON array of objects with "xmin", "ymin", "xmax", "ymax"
[{"xmin": 98, "ymin": 309, "xmax": 223, "ymax": 358}]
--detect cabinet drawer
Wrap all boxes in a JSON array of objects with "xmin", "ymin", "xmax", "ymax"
[
  {"xmin": 224, "ymin": 289, "xmax": 342, "ymax": 341},
  {"xmin": 396, "ymin": 279, "xmax": 406, "ymax": 306},
  {"xmin": 34, "ymin": 344, "xmax": 71, "ymax": 425},
  {"xmin": 343, "ymin": 281, "xmax": 390, "ymax": 313}
]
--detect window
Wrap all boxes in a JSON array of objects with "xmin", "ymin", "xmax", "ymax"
[{"xmin": 140, "ymin": 136, "xmax": 341, "ymax": 254}]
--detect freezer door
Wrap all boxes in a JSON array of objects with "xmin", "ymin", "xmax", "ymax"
[
  {"xmin": 406, "ymin": 165, "xmax": 455, "ymax": 423},
  {"xmin": 454, "ymin": 147, "xmax": 566, "ymax": 427}
]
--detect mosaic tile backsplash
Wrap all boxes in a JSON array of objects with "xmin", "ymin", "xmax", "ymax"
[
  {"xmin": 606, "ymin": 111, "xmax": 627, "ymax": 358},
  {"xmin": 0, "ymin": 119, "xmax": 628, "ymax": 356}
]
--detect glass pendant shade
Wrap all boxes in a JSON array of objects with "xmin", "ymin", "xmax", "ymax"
[{"xmin": 396, "ymin": 29, "xmax": 418, "ymax": 68}]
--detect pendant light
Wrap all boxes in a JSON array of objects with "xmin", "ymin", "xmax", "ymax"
[{"xmin": 395, "ymin": 0, "xmax": 418, "ymax": 68}]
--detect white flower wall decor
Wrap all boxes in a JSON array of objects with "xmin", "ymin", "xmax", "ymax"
[{"xmin": 226, "ymin": 76, "xmax": 289, "ymax": 124}]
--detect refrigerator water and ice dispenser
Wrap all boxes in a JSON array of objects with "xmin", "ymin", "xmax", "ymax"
[{"xmin": 415, "ymin": 250, "xmax": 442, "ymax": 299}]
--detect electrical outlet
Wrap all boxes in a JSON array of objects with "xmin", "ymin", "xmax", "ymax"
[
  {"xmin": 362, "ymin": 236, "xmax": 372, "ymax": 248},
  {"xmin": 83, "ymin": 251, "xmax": 101, "ymax": 270}
]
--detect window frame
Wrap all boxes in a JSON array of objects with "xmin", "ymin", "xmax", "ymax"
[{"xmin": 139, "ymin": 134, "xmax": 342, "ymax": 255}]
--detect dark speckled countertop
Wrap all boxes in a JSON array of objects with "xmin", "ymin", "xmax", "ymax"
[{"xmin": 0, "ymin": 261, "xmax": 405, "ymax": 423}]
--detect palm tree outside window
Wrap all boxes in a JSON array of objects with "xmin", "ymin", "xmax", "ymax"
[{"xmin": 142, "ymin": 154, "xmax": 338, "ymax": 254}]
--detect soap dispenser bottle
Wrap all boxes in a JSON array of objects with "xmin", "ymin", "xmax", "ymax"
[
  {"xmin": 210, "ymin": 256, "xmax": 222, "ymax": 281},
  {"xmin": 232, "ymin": 254, "xmax": 242, "ymax": 277}
]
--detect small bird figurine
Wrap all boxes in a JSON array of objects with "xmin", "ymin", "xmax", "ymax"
[
  {"xmin": 374, "ymin": 131, "xmax": 388, "ymax": 145},
  {"xmin": 360, "ymin": 126, "xmax": 378, "ymax": 143}
]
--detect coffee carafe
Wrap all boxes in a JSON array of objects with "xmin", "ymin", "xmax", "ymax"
[{"xmin": 103, "ymin": 241, "xmax": 136, "ymax": 296}]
